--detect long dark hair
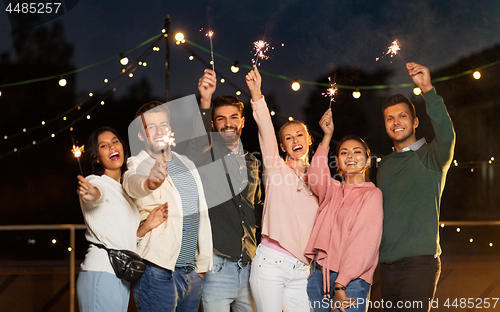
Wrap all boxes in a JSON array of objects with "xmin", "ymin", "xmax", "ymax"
[{"xmin": 87, "ymin": 126, "xmax": 129, "ymax": 176}]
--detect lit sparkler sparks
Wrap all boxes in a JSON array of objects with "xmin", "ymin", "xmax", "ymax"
[
  {"xmin": 158, "ymin": 131, "xmax": 176, "ymax": 148},
  {"xmin": 158, "ymin": 130, "xmax": 176, "ymax": 164},
  {"xmin": 206, "ymin": 31, "xmax": 215, "ymax": 71},
  {"xmin": 322, "ymin": 77, "xmax": 338, "ymax": 109},
  {"xmin": 252, "ymin": 40, "xmax": 271, "ymax": 66},
  {"xmin": 71, "ymin": 145, "xmax": 85, "ymax": 175},
  {"xmin": 376, "ymin": 39, "xmax": 406, "ymax": 64}
]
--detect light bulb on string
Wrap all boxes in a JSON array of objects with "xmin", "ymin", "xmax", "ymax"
[
  {"xmin": 231, "ymin": 62, "xmax": 240, "ymax": 73},
  {"xmin": 291, "ymin": 80, "xmax": 300, "ymax": 91},
  {"xmin": 413, "ymin": 87, "xmax": 421, "ymax": 95},
  {"xmin": 236, "ymin": 90, "xmax": 241, "ymax": 96},
  {"xmin": 119, "ymin": 53, "xmax": 129, "ymax": 66},
  {"xmin": 352, "ymin": 87, "xmax": 361, "ymax": 99},
  {"xmin": 473, "ymin": 71, "xmax": 481, "ymax": 80},
  {"xmin": 220, "ymin": 78, "xmax": 225, "ymax": 83},
  {"xmin": 59, "ymin": 77, "xmax": 67, "ymax": 87},
  {"xmin": 288, "ymin": 117, "xmax": 294, "ymax": 121},
  {"xmin": 189, "ymin": 55, "xmax": 194, "ymax": 61}
]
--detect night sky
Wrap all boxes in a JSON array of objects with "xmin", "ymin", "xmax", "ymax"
[{"xmin": 1, "ymin": 0, "xmax": 500, "ymax": 258}]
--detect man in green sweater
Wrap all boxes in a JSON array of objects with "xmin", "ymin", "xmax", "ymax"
[{"xmin": 377, "ymin": 62, "xmax": 455, "ymax": 311}]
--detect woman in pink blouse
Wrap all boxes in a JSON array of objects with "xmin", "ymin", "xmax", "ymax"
[
  {"xmin": 245, "ymin": 66, "xmax": 319, "ymax": 312},
  {"xmin": 305, "ymin": 109, "xmax": 383, "ymax": 312}
]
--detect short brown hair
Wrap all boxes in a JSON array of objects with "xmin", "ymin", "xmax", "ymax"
[
  {"xmin": 212, "ymin": 95, "xmax": 244, "ymax": 121},
  {"xmin": 382, "ymin": 94, "xmax": 416, "ymax": 119}
]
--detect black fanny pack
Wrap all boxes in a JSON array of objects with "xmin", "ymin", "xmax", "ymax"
[{"xmin": 92, "ymin": 243, "xmax": 146, "ymax": 283}]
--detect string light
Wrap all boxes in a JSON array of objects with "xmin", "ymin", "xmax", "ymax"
[
  {"xmin": 377, "ymin": 157, "xmax": 382, "ymax": 162},
  {"xmin": 58, "ymin": 77, "xmax": 67, "ymax": 87},
  {"xmin": 52, "ymin": 239, "xmax": 57, "ymax": 244},
  {"xmin": 235, "ymin": 90, "xmax": 241, "ymax": 96},
  {"xmin": 352, "ymin": 87, "xmax": 361, "ymax": 99},
  {"xmin": 231, "ymin": 62, "xmax": 240, "ymax": 73},
  {"xmin": 101, "ymin": 101, "xmax": 105, "ymax": 105},
  {"xmin": 189, "ymin": 55, "xmax": 194, "ymax": 61},
  {"xmin": 87, "ymin": 115, "xmax": 91, "ymax": 120},
  {"xmin": 489, "ymin": 243, "xmax": 493, "ymax": 247},
  {"xmin": 119, "ymin": 53, "xmax": 129, "ymax": 66},
  {"xmin": 129, "ymin": 73, "xmax": 134, "ymax": 78},
  {"xmin": 22, "ymin": 128, "xmax": 26, "ymax": 132},
  {"xmin": 89, "ymin": 93, "xmax": 93, "ymax": 97},
  {"xmin": 104, "ymin": 78, "xmax": 108, "ymax": 83},
  {"xmin": 473, "ymin": 71, "xmax": 481, "ymax": 79},
  {"xmin": 469, "ymin": 238, "xmax": 473, "ymax": 243},
  {"xmin": 291, "ymin": 80, "xmax": 301, "ymax": 91},
  {"xmin": 220, "ymin": 78, "xmax": 225, "ymax": 83},
  {"xmin": 270, "ymin": 110, "xmax": 276, "ymax": 116},
  {"xmin": 288, "ymin": 116, "xmax": 294, "ymax": 121},
  {"xmin": 456, "ymin": 227, "xmax": 461, "ymax": 232},
  {"xmin": 142, "ymin": 62, "xmax": 147, "ymax": 67},
  {"xmin": 41, "ymin": 121, "xmax": 45, "ymax": 125},
  {"xmin": 413, "ymin": 87, "xmax": 422, "ymax": 95}
]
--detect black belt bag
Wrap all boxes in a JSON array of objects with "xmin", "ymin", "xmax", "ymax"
[{"xmin": 92, "ymin": 243, "xmax": 146, "ymax": 283}]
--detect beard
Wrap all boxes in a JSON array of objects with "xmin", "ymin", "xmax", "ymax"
[{"xmin": 215, "ymin": 126, "xmax": 242, "ymax": 145}]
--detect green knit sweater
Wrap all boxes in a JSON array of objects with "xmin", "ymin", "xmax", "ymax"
[{"xmin": 377, "ymin": 88, "xmax": 455, "ymax": 263}]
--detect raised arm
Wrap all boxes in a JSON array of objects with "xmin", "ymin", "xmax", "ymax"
[
  {"xmin": 308, "ymin": 109, "xmax": 336, "ymax": 204},
  {"xmin": 246, "ymin": 66, "xmax": 281, "ymax": 165},
  {"xmin": 186, "ymin": 69, "xmax": 217, "ymax": 166},
  {"xmin": 408, "ymin": 62, "xmax": 455, "ymax": 169}
]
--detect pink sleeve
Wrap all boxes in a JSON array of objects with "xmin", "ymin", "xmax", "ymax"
[
  {"xmin": 336, "ymin": 188, "xmax": 383, "ymax": 287},
  {"xmin": 309, "ymin": 145, "xmax": 334, "ymax": 205},
  {"xmin": 251, "ymin": 96, "xmax": 283, "ymax": 172}
]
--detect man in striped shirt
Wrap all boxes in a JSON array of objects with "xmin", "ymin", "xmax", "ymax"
[{"xmin": 123, "ymin": 101, "xmax": 213, "ymax": 312}]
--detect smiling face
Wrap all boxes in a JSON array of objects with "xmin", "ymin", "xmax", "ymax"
[
  {"xmin": 96, "ymin": 131, "xmax": 124, "ymax": 173},
  {"xmin": 211, "ymin": 105, "xmax": 245, "ymax": 146},
  {"xmin": 138, "ymin": 111, "xmax": 172, "ymax": 154},
  {"xmin": 279, "ymin": 122, "xmax": 312, "ymax": 161},
  {"xmin": 338, "ymin": 139, "xmax": 369, "ymax": 178},
  {"xmin": 383, "ymin": 103, "xmax": 419, "ymax": 148}
]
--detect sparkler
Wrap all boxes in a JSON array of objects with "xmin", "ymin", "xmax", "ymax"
[
  {"xmin": 206, "ymin": 31, "xmax": 215, "ymax": 71},
  {"xmin": 71, "ymin": 145, "xmax": 85, "ymax": 176},
  {"xmin": 158, "ymin": 130, "xmax": 176, "ymax": 163},
  {"xmin": 322, "ymin": 76, "xmax": 338, "ymax": 109},
  {"xmin": 252, "ymin": 40, "xmax": 271, "ymax": 67},
  {"xmin": 376, "ymin": 39, "xmax": 406, "ymax": 64}
]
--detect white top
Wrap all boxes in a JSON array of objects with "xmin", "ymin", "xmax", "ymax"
[
  {"xmin": 79, "ymin": 174, "xmax": 140, "ymax": 274},
  {"xmin": 123, "ymin": 150, "xmax": 213, "ymax": 273}
]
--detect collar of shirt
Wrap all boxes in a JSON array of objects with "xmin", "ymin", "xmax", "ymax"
[{"xmin": 392, "ymin": 137, "xmax": 426, "ymax": 152}]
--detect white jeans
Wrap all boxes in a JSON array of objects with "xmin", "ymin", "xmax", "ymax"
[{"xmin": 250, "ymin": 244, "xmax": 310, "ymax": 312}]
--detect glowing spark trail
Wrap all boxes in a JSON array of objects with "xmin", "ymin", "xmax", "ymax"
[
  {"xmin": 322, "ymin": 76, "xmax": 338, "ymax": 109},
  {"xmin": 158, "ymin": 129, "xmax": 176, "ymax": 164}
]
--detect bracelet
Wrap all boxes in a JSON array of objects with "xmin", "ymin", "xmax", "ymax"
[{"xmin": 334, "ymin": 286, "xmax": 346, "ymax": 291}]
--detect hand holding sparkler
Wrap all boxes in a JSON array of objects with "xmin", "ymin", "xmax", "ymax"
[
  {"xmin": 407, "ymin": 62, "xmax": 433, "ymax": 93},
  {"xmin": 76, "ymin": 175, "xmax": 100, "ymax": 201},
  {"xmin": 198, "ymin": 69, "xmax": 217, "ymax": 109},
  {"xmin": 245, "ymin": 65, "xmax": 263, "ymax": 102},
  {"xmin": 147, "ymin": 161, "xmax": 167, "ymax": 191}
]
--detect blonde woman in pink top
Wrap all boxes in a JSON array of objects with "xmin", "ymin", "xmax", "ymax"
[
  {"xmin": 305, "ymin": 109, "xmax": 383, "ymax": 312},
  {"xmin": 245, "ymin": 66, "xmax": 319, "ymax": 312}
]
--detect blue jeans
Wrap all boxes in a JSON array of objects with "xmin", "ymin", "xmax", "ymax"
[
  {"xmin": 77, "ymin": 270, "xmax": 130, "ymax": 312},
  {"xmin": 202, "ymin": 254, "xmax": 255, "ymax": 312},
  {"xmin": 132, "ymin": 262, "xmax": 204, "ymax": 312},
  {"xmin": 307, "ymin": 266, "xmax": 371, "ymax": 312}
]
